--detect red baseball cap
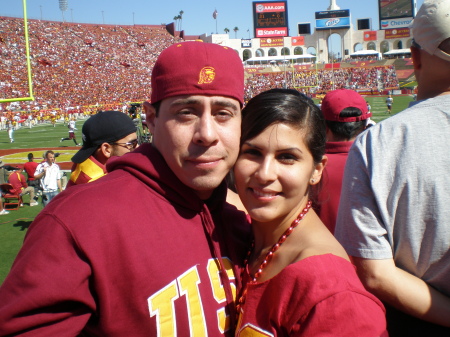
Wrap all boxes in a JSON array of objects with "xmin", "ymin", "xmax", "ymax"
[
  {"xmin": 151, "ymin": 41, "xmax": 244, "ymax": 105},
  {"xmin": 321, "ymin": 89, "xmax": 371, "ymax": 122}
]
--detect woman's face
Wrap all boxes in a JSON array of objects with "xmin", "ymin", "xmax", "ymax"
[{"xmin": 234, "ymin": 122, "xmax": 325, "ymax": 225}]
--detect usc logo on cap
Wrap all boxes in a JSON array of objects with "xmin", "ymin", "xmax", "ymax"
[{"xmin": 198, "ymin": 66, "xmax": 216, "ymax": 84}]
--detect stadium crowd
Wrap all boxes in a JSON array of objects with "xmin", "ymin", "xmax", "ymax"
[
  {"xmin": 0, "ymin": 17, "xmax": 180, "ymax": 112},
  {"xmin": 244, "ymin": 65, "xmax": 398, "ymax": 101},
  {"xmin": 1, "ymin": 16, "xmax": 400, "ymax": 114}
]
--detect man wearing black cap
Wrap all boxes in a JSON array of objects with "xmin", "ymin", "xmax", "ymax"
[{"xmin": 67, "ymin": 111, "xmax": 137, "ymax": 186}]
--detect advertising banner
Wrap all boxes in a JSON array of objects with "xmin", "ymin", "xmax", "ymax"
[
  {"xmin": 256, "ymin": 27, "xmax": 288, "ymax": 38},
  {"xmin": 241, "ymin": 39, "xmax": 252, "ymax": 48},
  {"xmin": 385, "ymin": 28, "xmax": 410, "ymax": 39},
  {"xmin": 363, "ymin": 31, "xmax": 378, "ymax": 41},
  {"xmin": 315, "ymin": 9, "xmax": 351, "ymax": 30},
  {"xmin": 380, "ymin": 17, "xmax": 413, "ymax": 29},
  {"xmin": 291, "ymin": 36, "xmax": 305, "ymax": 46},
  {"xmin": 260, "ymin": 37, "xmax": 284, "ymax": 47}
]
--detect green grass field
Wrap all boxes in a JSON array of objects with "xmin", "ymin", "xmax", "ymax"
[
  {"xmin": 0, "ymin": 119, "xmax": 88, "ymax": 284},
  {"xmin": 0, "ymin": 95, "xmax": 415, "ymax": 285}
]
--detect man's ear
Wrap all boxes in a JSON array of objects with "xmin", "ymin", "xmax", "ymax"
[
  {"xmin": 100, "ymin": 142, "xmax": 113, "ymax": 159},
  {"xmin": 143, "ymin": 101, "xmax": 156, "ymax": 133}
]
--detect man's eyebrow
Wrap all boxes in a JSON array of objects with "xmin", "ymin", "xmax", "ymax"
[
  {"xmin": 210, "ymin": 99, "xmax": 240, "ymax": 111},
  {"xmin": 170, "ymin": 98, "xmax": 202, "ymax": 106},
  {"xmin": 170, "ymin": 97, "xmax": 240, "ymax": 112}
]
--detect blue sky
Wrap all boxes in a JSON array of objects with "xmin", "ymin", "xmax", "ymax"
[{"xmin": 2, "ymin": 0, "xmax": 424, "ymax": 37}]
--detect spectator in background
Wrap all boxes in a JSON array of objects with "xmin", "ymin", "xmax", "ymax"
[
  {"xmin": 7, "ymin": 119, "xmax": 14, "ymax": 143},
  {"xmin": 0, "ymin": 160, "xmax": 15, "ymax": 215},
  {"xmin": 67, "ymin": 111, "xmax": 137, "ymax": 186},
  {"xmin": 335, "ymin": 1, "xmax": 450, "ymax": 335},
  {"xmin": 386, "ymin": 94, "xmax": 393, "ymax": 113},
  {"xmin": 8, "ymin": 166, "xmax": 38, "ymax": 207},
  {"xmin": 34, "ymin": 150, "xmax": 62, "ymax": 206},
  {"xmin": 316, "ymin": 89, "xmax": 372, "ymax": 233},
  {"xmin": 23, "ymin": 153, "xmax": 39, "ymax": 195}
]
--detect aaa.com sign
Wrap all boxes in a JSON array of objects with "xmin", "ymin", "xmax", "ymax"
[{"xmin": 255, "ymin": 2, "xmax": 286, "ymax": 12}]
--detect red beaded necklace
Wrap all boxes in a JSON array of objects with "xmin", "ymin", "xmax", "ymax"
[{"xmin": 236, "ymin": 200, "xmax": 312, "ymax": 315}]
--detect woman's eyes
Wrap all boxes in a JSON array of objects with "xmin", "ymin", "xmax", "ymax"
[
  {"xmin": 277, "ymin": 153, "xmax": 298, "ymax": 163},
  {"xmin": 241, "ymin": 149, "xmax": 298, "ymax": 163},
  {"xmin": 241, "ymin": 148, "xmax": 261, "ymax": 156}
]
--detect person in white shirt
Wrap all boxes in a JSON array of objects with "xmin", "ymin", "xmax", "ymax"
[{"xmin": 34, "ymin": 151, "xmax": 62, "ymax": 206}]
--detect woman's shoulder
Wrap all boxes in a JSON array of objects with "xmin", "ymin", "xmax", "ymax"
[
  {"xmin": 296, "ymin": 215, "xmax": 350, "ymax": 262},
  {"xmin": 263, "ymin": 254, "xmax": 370, "ymax": 304}
]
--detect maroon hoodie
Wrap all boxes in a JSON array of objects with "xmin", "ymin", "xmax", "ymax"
[{"xmin": 0, "ymin": 144, "xmax": 250, "ymax": 336}]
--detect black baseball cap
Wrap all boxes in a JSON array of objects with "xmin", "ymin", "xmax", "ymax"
[{"xmin": 71, "ymin": 111, "xmax": 137, "ymax": 164}]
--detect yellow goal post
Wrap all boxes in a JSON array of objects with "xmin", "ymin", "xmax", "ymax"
[{"xmin": 0, "ymin": 0, "xmax": 34, "ymax": 103}]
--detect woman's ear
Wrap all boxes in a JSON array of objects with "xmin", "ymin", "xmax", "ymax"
[{"xmin": 310, "ymin": 155, "xmax": 327, "ymax": 185}]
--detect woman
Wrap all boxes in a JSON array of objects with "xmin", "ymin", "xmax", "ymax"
[{"xmin": 233, "ymin": 89, "xmax": 387, "ymax": 336}]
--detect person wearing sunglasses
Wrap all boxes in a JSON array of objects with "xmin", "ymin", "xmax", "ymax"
[{"xmin": 67, "ymin": 110, "xmax": 137, "ymax": 186}]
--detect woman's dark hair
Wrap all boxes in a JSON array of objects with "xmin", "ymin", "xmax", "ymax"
[
  {"xmin": 241, "ymin": 88, "xmax": 326, "ymax": 165},
  {"xmin": 325, "ymin": 107, "xmax": 367, "ymax": 141}
]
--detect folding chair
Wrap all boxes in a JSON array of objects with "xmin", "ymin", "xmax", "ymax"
[{"xmin": 1, "ymin": 183, "xmax": 23, "ymax": 210}]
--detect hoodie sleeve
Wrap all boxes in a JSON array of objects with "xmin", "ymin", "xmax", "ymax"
[{"xmin": 0, "ymin": 211, "xmax": 95, "ymax": 336}]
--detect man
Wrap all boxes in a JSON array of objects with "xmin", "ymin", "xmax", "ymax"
[
  {"xmin": 7, "ymin": 118, "xmax": 14, "ymax": 143},
  {"xmin": 316, "ymin": 89, "xmax": 371, "ymax": 233},
  {"xmin": 7, "ymin": 166, "xmax": 38, "ymax": 207},
  {"xmin": 34, "ymin": 150, "xmax": 62, "ymax": 206},
  {"xmin": 0, "ymin": 160, "xmax": 16, "ymax": 215},
  {"xmin": 335, "ymin": 1, "xmax": 450, "ymax": 335},
  {"xmin": 67, "ymin": 110, "xmax": 137, "ymax": 186},
  {"xmin": 0, "ymin": 41, "xmax": 248, "ymax": 336},
  {"xmin": 385, "ymin": 94, "xmax": 393, "ymax": 113},
  {"xmin": 60, "ymin": 118, "xmax": 79, "ymax": 145},
  {"xmin": 23, "ymin": 153, "xmax": 39, "ymax": 195}
]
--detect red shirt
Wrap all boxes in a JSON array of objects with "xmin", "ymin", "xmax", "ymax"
[
  {"xmin": 236, "ymin": 254, "xmax": 387, "ymax": 336},
  {"xmin": 8, "ymin": 171, "xmax": 28, "ymax": 194},
  {"xmin": 24, "ymin": 161, "xmax": 38, "ymax": 181},
  {"xmin": 317, "ymin": 141, "xmax": 353, "ymax": 234}
]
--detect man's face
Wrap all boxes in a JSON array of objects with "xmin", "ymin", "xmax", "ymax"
[
  {"xmin": 110, "ymin": 132, "xmax": 138, "ymax": 157},
  {"xmin": 149, "ymin": 95, "xmax": 241, "ymax": 200},
  {"xmin": 46, "ymin": 153, "xmax": 55, "ymax": 165}
]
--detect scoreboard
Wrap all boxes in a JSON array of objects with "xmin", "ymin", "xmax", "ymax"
[{"xmin": 253, "ymin": 1, "xmax": 289, "ymax": 38}]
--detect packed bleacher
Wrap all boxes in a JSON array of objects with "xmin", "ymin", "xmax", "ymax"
[
  {"xmin": 244, "ymin": 65, "xmax": 399, "ymax": 101},
  {"xmin": 1, "ymin": 17, "xmax": 400, "ymax": 112},
  {"xmin": 0, "ymin": 17, "xmax": 180, "ymax": 112}
]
